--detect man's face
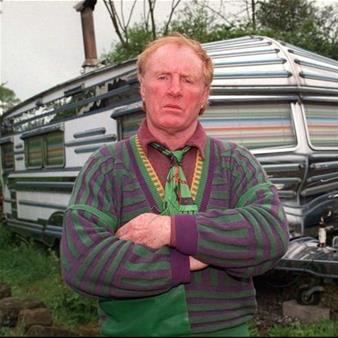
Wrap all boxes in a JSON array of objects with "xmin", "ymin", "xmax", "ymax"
[{"xmin": 139, "ymin": 43, "xmax": 209, "ymax": 134}]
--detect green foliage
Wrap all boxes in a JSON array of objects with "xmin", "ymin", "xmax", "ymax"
[
  {"xmin": 312, "ymin": 4, "xmax": 338, "ymax": 60},
  {"xmin": 268, "ymin": 319, "xmax": 337, "ymax": 337},
  {"xmin": 249, "ymin": 321, "xmax": 261, "ymax": 336},
  {"xmin": 249, "ymin": 317, "xmax": 338, "ymax": 336},
  {"xmin": 255, "ymin": 0, "xmax": 338, "ymax": 60},
  {"xmin": 168, "ymin": 0, "xmax": 256, "ymax": 44},
  {"xmin": 0, "ymin": 240, "xmax": 56, "ymax": 284},
  {"xmin": 256, "ymin": 0, "xmax": 317, "ymax": 33},
  {"xmin": 101, "ymin": 0, "xmax": 238, "ymax": 64},
  {"xmin": 0, "ymin": 84, "xmax": 20, "ymax": 113},
  {"xmin": 101, "ymin": 0, "xmax": 338, "ymax": 64},
  {"xmin": 0, "ymin": 224, "xmax": 98, "ymax": 328},
  {"xmin": 101, "ymin": 24, "xmax": 154, "ymax": 64},
  {"xmin": 0, "ymin": 223, "xmax": 15, "ymax": 248},
  {"xmin": 169, "ymin": 0, "xmax": 225, "ymax": 43},
  {"xmin": 0, "ymin": 327, "xmax": 11, "ymax": 336}
]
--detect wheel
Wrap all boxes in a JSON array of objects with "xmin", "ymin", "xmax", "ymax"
[{"xmin": 296, "ymin": 286, "xmax": 321, "ymax": 305}]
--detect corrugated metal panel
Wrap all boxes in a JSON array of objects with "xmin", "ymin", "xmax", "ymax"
[{"xmin": 203, "ymin": 35, "xmax": 338, "ymax": 94}]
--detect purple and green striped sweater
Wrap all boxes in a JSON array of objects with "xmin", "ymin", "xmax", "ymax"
[{"xmin": 60, "ymin": 135, "xmax": 289, "ymax": 335}]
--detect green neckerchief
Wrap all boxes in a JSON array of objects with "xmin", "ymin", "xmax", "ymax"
[{"xmin": 151, "ymin": 143, "xmax": 198, "ymax": 215}]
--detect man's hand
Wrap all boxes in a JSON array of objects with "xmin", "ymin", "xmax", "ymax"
[
  {"xmin": 189, "ymin": 256, "xmax": 208, "ymax": 271},
  {"xmin": 116, "ymin": 213, "xmax": 171, "ymax": 249}
]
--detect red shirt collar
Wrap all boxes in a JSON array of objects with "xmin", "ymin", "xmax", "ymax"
[{"xmin": 137, "ymin": 119, "xmax": 207, "ymax": 159}]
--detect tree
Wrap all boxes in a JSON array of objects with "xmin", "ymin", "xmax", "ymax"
[
  {"xmin": 254, "ymin": 0, "xmax": 338, "ymax": 60},
  {"xmin": 169, "ymin": 1, "xmax": 217, "ymax": 42},
  {"xmin": 314, "ymin": 3, "xmax": 338, "ymax": 60},
  {"xmin": 101, "ymin": 0, "xmax": 338, "ymax": 64},
  {"xmin": 101, "ymin": 0, "xmax": 242, "ymax": 64},
  {"xmin": 101, "ymin": 23, "xmax": 154, "ymax": 64},
  {"xmin": 102, "ymin": 0, "xmax": 182, "ymax": 63},
  {"xmin": 256, "ymin": 0, "xmax": 317, "ymax": 33},
  {"xmin": 0, "ymin": 84, "xmax": 20, "ymax": 115}
]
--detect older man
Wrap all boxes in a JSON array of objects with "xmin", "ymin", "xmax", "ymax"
[{"xmin": 60, "ymin": 33, "xmax": 289, "ymax": 337}]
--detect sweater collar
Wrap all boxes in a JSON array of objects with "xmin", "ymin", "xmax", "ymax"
[{"xmin": 136, "ymin": 119, "xmax": 207, "ymax": 159}]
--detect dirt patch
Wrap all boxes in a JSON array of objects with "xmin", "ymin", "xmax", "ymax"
[{"xmin": 253, "ymin": 271, "xmax": 338, "ymax": 335}]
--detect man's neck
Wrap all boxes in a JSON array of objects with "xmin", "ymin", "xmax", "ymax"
[{"xmin": 148, "ymin": 122, "xmax": 198, "ymax": 150}]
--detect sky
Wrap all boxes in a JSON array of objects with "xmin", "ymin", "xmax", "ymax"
[
  {"xmin": 2, "ymin": 0, "xmax": 198, "ymax": 101},
  {"xmin": 1, "ymin": 0, "xmax": 130, "ymax": 101},
  {"xmin": 1, "ymin": 0, "xmax": 338, "ymax": 102}
]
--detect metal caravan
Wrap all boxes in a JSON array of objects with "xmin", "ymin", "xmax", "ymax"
[
  {"xmin": 1, "ymin": 36, "xmax": 338, "ymax": 251},
  {"xmin": 0, "ymin": 58, "xmax": 139, "ymax": 245}
]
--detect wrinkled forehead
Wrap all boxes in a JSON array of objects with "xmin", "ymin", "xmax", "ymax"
[{"xmin": 143, "ymin": 43, "xmax": 205, "ymax": 77}]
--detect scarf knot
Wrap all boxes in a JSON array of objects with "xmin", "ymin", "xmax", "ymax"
[{"xmin": 151, "ymin": 143, "xmax": 198, "ymax": 215}]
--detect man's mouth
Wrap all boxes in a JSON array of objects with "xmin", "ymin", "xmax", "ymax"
[{"xmin": 163, "ymin": 104, "xmax": 182, "ymax": 110}]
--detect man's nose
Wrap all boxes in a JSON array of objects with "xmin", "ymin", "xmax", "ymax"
[{"xmin": 168, "ymin": 76, "xmax": 182, "ymax": 96}]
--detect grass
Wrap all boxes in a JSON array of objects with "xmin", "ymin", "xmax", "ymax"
[
  {"xmin": 0, "ymin": 224, "xmax": 98, "ymax": 335},
  {"xmin": 267, "ymin": 320, "xmax": 336, "ymax": 337},
  {"xmin": 0, "ymin": 223, "xmax": 337, "ymax": 336}
]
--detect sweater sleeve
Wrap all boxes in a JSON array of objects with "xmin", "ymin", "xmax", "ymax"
[
  {"xmin": 174, "ymin": 142, "xmax": 290, "ymax": 278},
  {"xmin": 60, "ymin": 145, "xmax": 190, "ymax": 299}
]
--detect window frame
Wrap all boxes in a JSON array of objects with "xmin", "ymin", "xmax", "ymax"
[
  {"xmin": 201, "ymin": 101, "xmax": 298, "ymax": 152},
  {"xmin": 303, "ymin": 102, "xmax": 338, "ymax": 150},
  {"xmin": 21, "ymin": 124, "xmax": 65, "ymax": 169},
  {"xmin": 0, "ymin": 138, "xmax": 14, "ymax": 172}
]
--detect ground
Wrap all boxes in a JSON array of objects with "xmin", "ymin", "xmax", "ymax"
[
  {"xmin": 76, "ymin": 271, "xmax": 338, "ymax": 337},
  {"xmin": 253, "ymin": 271, "xmax": 338, "ymax": 335}
]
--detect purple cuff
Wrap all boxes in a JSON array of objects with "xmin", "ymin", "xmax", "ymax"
[
  {"xmin": 170, "ymin": 249, "xmax": 190, "ymax": 285},
  {"xmin": 174, "ymin": 215, "xmax": 198, "ymax": 255}
]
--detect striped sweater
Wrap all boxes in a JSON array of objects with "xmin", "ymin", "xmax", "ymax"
[{"xmin": 60, "ymin": 135, "xmax": 289, "ymax": 335}]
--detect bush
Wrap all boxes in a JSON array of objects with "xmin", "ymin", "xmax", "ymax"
[{"xmin": 0, "ymin": 224, "xmax": 98, "ymax": 328}]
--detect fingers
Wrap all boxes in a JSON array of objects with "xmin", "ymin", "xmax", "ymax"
[
  {"xmin": 115, "ymin": 213, "xmax": 157, "ymax": 242},
  {"xmin": 189, "ymin": 256, "xmax": 208, "ymax": 271},
  {"xmin": 115, "ymin": 213, "xmax": 170, "ymax": 249},
  {"xmin": 116, "ymin": 213, "xmax": 152, "ymax": 235}
]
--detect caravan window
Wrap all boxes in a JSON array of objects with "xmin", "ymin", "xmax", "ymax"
[
  {"xmin": 25, "ymin": 130, "xmax": 64, "ymax": 168},
  {"xmin": 201, "ymin": 103, "xmax": 297, "ymax": 149},
  {"xmin": 26, "ymin": 135, "xmax": 43, "ymax": 168},
  {"xmin": 45, "ymin": 131, "xmax": 65, "ymax": 166},
  {"xmin": 304, "ymin": 104, "xmax": 338, "ymax": 149},
  {"xmin": 1, "ymin": 141, "xmax": 14, "ymax": 171}
]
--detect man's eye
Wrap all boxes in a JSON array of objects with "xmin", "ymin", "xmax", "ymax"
[
  {"xmin": 158, "ymin": 75, "xmax": 168, "ymax": 80},
  {"xmin": 184, "ymin": 78, "xmax": 193, "ymax": 84}
]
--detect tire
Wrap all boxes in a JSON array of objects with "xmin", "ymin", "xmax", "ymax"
[{"xmin": 296, "ymin": 286, "xmax": 321, "ymax": 305}]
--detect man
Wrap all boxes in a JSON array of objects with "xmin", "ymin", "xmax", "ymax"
[{"xmin": 60, "ymin": 33, "xmax": 289, "ymax": 337}]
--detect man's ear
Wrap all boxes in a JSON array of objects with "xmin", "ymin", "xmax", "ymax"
[
  {"xmin": 202, "ymin": 86, "xmax": 210, "ymax": 105},
  {"xmin": 139, "ymin": 77, "xmax": 145, "ymax": 100},
  {"xmin": 199, "ymin": 86, "xmax": 210, "ymax": 115}
]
